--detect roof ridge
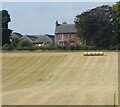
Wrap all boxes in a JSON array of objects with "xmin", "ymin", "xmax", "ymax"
[{"xmin": 61, "ymin": 24, "xmax": 75, "ymax": 25}]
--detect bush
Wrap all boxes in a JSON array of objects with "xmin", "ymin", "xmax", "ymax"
[
  {"xmin": 118, "ymin": 44, "xmax": 120, "ymax": 50},
  {"xmin": 109, "ymin": 44, "xmax": 120, "ymax": 50},
  {"xmin": 11, "ymin": 37, "xmax": 20, "ymax": 49},
  {"xmin": 109, "ymin": 45, "xmax": 117, "ymax": 50},
  {"xmin": 36, "ymin": 44, "xmax": 97, "ymax": 51},
  {"xmin": 68, "ymin": 45, "xmax": 96, "ymax": 50},
  {"xmin": 2, "ymin": 44, "xmax": 12, "ymax": 51},
  {"xmin": 18, "ymin": 40, "xmax": 32, "ymax": 47},
  {"xmin": 4, "ymin": 42, "xmax": 118, "ymax": 51},
  {"xmin": 17, "ymin": 40, "xmax": 33, "ymax": 50}
]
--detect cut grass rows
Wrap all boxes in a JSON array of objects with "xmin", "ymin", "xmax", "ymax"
[
  {"xmin": 2, "ymin": 52, "xmax": 118, "ymax": 105},
  {"xmin": 3, "ymin": 56, "xmax": 66, "ymax": 91}
]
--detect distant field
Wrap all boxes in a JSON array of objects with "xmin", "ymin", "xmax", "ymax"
[{"xmin": 2, "ymin": 52, "xmax": 118, "ymax": 105}]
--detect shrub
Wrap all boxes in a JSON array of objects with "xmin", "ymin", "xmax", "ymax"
[
  {"xmin": 109, "ymin": 44, "xmax": 120, "ymax": 50},
  {"xmin": 11, "ymin": 37, "xmax": 20, "ymax": 49},
  {"xmin": 2, "ymin": 44, "xmax": 12, "ymax": 51},
  {"xmin": 17, "ymin": 40, "xmax": 33, "ymax": 50}
]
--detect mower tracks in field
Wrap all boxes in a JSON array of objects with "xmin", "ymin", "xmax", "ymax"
[{"xmin": 2, "ymin": 52, "xmax": 118, "ymax": 105}]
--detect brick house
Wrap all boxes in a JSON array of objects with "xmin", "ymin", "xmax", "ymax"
[{"xmin": 55, "ymin": 20, "xmax": 82, "ymax": 46}]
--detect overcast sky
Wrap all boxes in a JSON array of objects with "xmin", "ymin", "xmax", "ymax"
[{"xmin": 2, "ymin": 2, "xmax": 115, "ymax": 35}]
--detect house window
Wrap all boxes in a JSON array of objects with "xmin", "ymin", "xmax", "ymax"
[
  {"xmin": 70, "ymin": 34, "xmax": 72, "ymax": 39},
  {"xmin": 61, "ymin": 34, "xmax": 64, "ymax": 40}
]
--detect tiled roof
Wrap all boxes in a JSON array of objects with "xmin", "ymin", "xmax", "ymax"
[
  {"xmin": 21, "ymin": 35, "xmax": 38, "ymax": 43},
  {"xmin": 44, "ymin": 34, "xmax": 55, "ymax": 42},
  {"xmin": 55, "ymin": 24, "xmax": 76, "ymax": 34},
  {"xmin": 11, "ymin": 32, "xmax": 23, "ymax": 38},
  {"xmin": 26, "ymin": 35, "xmax": 38, "ymax": 42},
  {"xmin": 33, "ymin": 35, "xmax": 52, "ymax": 44}
]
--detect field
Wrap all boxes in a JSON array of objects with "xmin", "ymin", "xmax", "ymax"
[{"xmin": 2, "ymin": 52, "xmax": 118, "ymax": 105}]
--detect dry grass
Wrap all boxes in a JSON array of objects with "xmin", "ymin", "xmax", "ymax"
[{"xmin": 2, "ymin": 52, "xmax": 118, "ymax": 105}]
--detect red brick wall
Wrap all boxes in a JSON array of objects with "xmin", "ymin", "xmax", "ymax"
[{"xmin": 55, "ymin": 33, "xmax": 82, "ymax": 45}]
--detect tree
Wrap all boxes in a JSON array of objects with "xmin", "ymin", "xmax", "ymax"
[
  {"xmin": 112, "ymin": 1, "xmax": 120, "ymax": 32},
  {"xmin": 11, "ymin": 37, "xmax": 20, "ymax": 49},
  {"xmin": 75, "ymin": 5, "xmax": 115, "ymax": 49},
  {"xmin": 0, "ymin": 10, "xmax": 12, "ymax": 46},
  {"xmin": 112, "ymin": 2, "xmax": 120, "ymax": 48},
  {"xmin": 0, "ymin": 11, "xmax": 1, "ymax": 49},
  {"xmin": 2, "ymin": 44, "xmax": 12, "ymax": 51},
  {"xmin": 18, "ymin": 40, "xmax": 33, "ymax": 50}
]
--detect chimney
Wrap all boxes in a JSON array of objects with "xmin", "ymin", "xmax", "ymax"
[
  {"xmin": 56, "ymin": 20, "xmax": 59, "ymax": 26},
  {"xmin": 63, "ymin": 21, "xmax": 67, "ymax": 24}
]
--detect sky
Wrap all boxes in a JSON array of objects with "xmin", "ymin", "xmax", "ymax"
[{"xmin": 2, "ymin": 2, "xmax": 116, "ymax": 35}]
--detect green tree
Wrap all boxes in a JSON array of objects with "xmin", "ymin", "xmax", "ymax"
[
  {"xmin": 2, "ymin": 44, "xmax": 12, "ymax": 51},
  {"xmin": 75, "ymin": 5, "xmax": 115, "ymax": 49},
  {"xmin": 112, "ymin": 1, "xmax": 120, "ymax": 49},
  {"xmin": 0, "ymin": 10, "xmax": 12, "ymax": 46},
  {"xmin": 112, "ymin": 1, "xmax": 120, "ymax": 32},
  {"xmin": 18, "ymin": 40, "xmax": 33, "ymax": 50},
  {"xmin": 11, "ymin": 37, "xmax": 20, "ymax": 49},
  {"xmin": 0, "ymin": 11, "xmax": 1, "ymax": 49}
]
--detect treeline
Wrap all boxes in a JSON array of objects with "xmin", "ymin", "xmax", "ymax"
[
  {"xmin": 1, "ymin": 2, "xmax": 120, "ymax": 51},
  {"xmin": 1, "ymin": 10, "xmax": 12, "ymax": 46},
  {"xmin": 2, "ymin": 43, "xmax": 119, "ymax": 51},
  {"xmin": 75, "ymin": 3, "xmax": 119, "ymax": 49}
]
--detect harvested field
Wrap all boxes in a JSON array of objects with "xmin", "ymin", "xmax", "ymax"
[{"xmin": 2, "ymin": 52, "xmax": 118, "ymax": 105}]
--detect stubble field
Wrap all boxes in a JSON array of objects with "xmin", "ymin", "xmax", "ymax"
[{"xmin": 2, "ymin": 52, "xmax": 118, "ymax": 105}]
